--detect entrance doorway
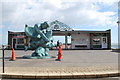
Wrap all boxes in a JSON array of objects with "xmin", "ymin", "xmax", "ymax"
[
  {"xmin": 101, "ymin": 37, "xmax": 107, "ymax": 48},
  {"xmin": 12, "ymin": 38, "xmax": 17, "ymax": 49},
  {"xmin": 53, "ymin": 36, "xmax": 71, "ymax": 49}
]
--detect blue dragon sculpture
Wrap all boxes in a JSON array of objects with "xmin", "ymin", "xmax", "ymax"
[{"xmin": 24, "ymin": 22, "xmax": 54, "ymax": 58}]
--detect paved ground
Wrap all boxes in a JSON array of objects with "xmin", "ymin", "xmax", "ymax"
[
  {"xmin": 0, "ymin": 50, "xmax": 119, "ymax": 79},
  {"xmin": 0, "ymin": 50, "xmax": 118, "ymax": 67}
]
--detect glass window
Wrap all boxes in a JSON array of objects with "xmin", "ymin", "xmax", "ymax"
[
  {"xmin": 93, "ymin": 33, "xmax": 101, "ymax": 36},
  {"xmin": 17, "ymin": 38, "xmax": 24, "ymax": 44},
  {"xmin": 102, "ymin": 33, "xmax": 106, "ymax": 36},
  {"xmin": 93, "ymin": 38, "xmax": 101, "ymax": 45},
  {"xmin": 103, "ymin": 38, "xmax": 106, "ymax": 43}
]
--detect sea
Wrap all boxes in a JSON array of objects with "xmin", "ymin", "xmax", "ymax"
[{"xmin": 111, "ymin": 44, "xmax": 119, "ymax": 49}]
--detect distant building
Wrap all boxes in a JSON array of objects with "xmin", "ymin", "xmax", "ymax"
[
  {"xmin": 8, "ymin": 31, "xmax": 26, "ymax": 49},
  {"xmin": 8, "ymin": 20, "xmax": 111, "ymax": 49}
]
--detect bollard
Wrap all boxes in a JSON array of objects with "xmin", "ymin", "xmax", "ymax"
[
  {"xmin": 9, "ymin": 48, "xmax": 16, "ymax": 61},
  {"xmin": 56, "ymin": 45, "xmax": 62, "ymax": 61}
]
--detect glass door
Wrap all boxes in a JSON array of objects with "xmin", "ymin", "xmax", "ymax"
[{"xmin": 101, "ymin": 37, "xmax": 107, "ymax": 48}]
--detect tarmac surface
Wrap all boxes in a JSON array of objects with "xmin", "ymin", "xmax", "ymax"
[{"xmin": 0, "ymin": 50, "xmax": 119, "ymax": 79}]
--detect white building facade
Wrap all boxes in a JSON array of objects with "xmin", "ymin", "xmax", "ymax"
[{"xmin": 8, "ymin": 20, "xmax": 111, "ymax": 50}]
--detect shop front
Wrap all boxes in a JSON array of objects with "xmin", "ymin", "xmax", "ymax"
[{"xmin": 90, "ymin": 32, "xmax": 111, "ymax": 49}]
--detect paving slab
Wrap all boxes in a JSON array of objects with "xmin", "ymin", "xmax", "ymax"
[
  {"xmin": 36, "ymin": 72, "xmax": 49, "ymax": 79},
  {"xmin": 72, "ymin": 72, "xmax": 85, "ymax": 78},
  {"xmin": 48, "ymin": 72, "xmax": 61, "ymax": 79}
]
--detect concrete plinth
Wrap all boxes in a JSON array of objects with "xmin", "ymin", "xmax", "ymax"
[{"xmin": 23, "ymin": 55, "xmax": 56, "ymax": 59}]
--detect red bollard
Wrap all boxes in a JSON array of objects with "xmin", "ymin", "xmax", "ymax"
[
  {"xmin": 9, "ymin": 48, "xmax": 16, "ymax": 61},
  {"xmin": 56, "ymin": 45, "xmax": 62, "ymax": 61}
]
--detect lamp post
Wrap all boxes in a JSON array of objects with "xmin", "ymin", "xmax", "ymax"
[
  {"xmin": 118, "ymin": 1, "xmax": 120, "ymax": 49},
  {"xmin": 2, "ymin": 45, "xmax": 5, "ymax": 73},
  {"xmin": 117, "ymin": 21, "xmax": 120, "ymax": 49},
  {"xmin": 2, "ymin": 45, "xmax": 10, "ymax": 73}
]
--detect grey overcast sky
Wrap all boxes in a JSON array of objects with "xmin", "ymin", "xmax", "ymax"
[{"xmin": 0, "ymin": 0, "xmax": 119, "ymax": 45}]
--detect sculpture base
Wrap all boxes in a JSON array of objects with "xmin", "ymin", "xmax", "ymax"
[{"xmin": 23, "ymin": 55, "xmax": 57, "ymax": 59}]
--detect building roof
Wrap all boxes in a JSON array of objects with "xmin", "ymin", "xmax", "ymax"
[
  {"xmin": 8, "ymin": 29, "xmax": 110, "ymax": 36},
  {"xmin": 52, "ymin": 30, "xmax": 110, "ymax": 36},
  {"xmin": 48, "ymin": 20, "xmax": 73, "ymax": 31}
]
